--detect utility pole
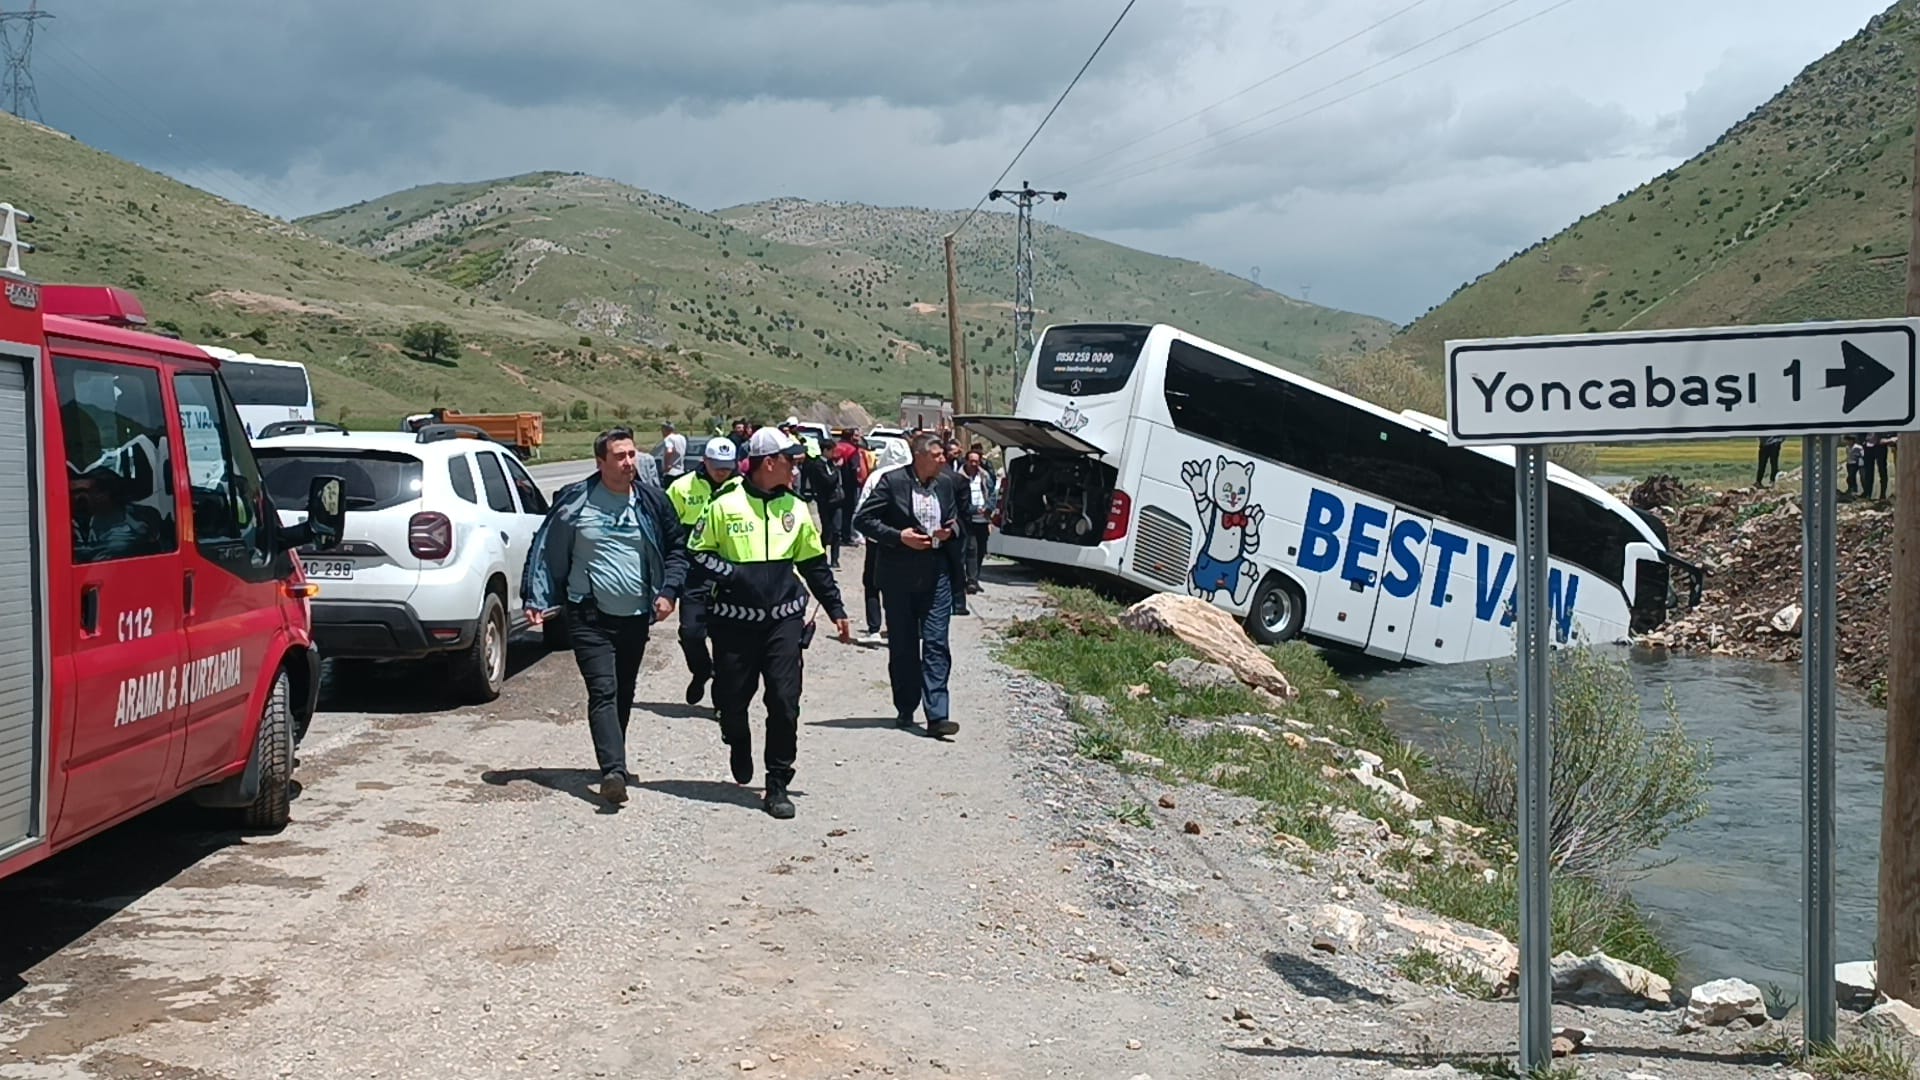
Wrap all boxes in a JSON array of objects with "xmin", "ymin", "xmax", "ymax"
[
  {"xmin": 0, "ymin": 2, "xmax": 50, "ymax": 123},
  {"xmin": 1880, "ymin": 70, "xmax": 1920, "ymax": 1007},
  {"xmin": 990, "ymin": 181, "xmax": 1064, "ymax": 405},
  {"xmin": 943, "ymin": 232, "xmax": 968, "ymax": 419}
]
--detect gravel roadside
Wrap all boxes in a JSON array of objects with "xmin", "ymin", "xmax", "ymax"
[{"xmin": 0, "ymin": 546, "xmax": 1868, "ymax": 1079}]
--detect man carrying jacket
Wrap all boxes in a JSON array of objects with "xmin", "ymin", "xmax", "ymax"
[
  {"xmin": 666, "ymin": 438, "xmax": 739, "ymax": 707},
  {"xmin": 855, "ymin": 432, "xmax": 967, "ymax": 738},
  {"xmin": 687, "ymin": 426, "xmax": 851, "ymax": 819},
  {"xmin": 523, "ymin": 427, "xmax": 687, "ymax": 808}
]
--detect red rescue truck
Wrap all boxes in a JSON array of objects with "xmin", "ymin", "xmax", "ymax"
[{"xmin": 0, "ymin": 203, "xmax": 347, "ymax": 884}]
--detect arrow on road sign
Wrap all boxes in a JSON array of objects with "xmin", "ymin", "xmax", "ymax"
[{"xmin": 1826, "ymin": 341, "xmax": 1897, "ymax": 414}]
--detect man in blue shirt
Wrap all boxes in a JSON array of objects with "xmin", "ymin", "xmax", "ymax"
[{"xmin": 523, "ymin": 427, "xmax": 688, "ymax": 807}]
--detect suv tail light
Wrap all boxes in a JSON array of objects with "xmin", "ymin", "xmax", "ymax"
[
  {"xmin": 1103, "ymin": 490, "xmax": 1132, "ymax": 542},
  {"xmin": 409, "ymin": 511, "xmax": 453, "ymax": 560}
]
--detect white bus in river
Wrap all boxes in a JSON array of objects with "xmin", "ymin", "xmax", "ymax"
[{"xmin": 959, "ymin": 323, "xmax": 1701, "ymax": 665}]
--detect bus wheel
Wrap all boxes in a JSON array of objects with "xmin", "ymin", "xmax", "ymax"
[
  {"xmin": 241, "ymin": 671, "xmax": 294, "ymax": 832},
  {"xmin": 1245, "ymin": 575, "xmax": 1305, "ymax": 646}
]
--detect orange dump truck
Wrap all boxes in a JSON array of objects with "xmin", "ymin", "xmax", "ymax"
[{"xmin": 401, "ymin": 407, "xmax": 545, "ymax": 459}]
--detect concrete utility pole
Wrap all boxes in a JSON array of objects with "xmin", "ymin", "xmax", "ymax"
[
  {"xmin": 1880, "ymin": 72, "xmax": 1920, "ymax": 1007},
  {"xmin": 990, "ymin": 181, "xmax": 1065, "ymax": 404},
  {"xmin": 0, "ymin": 2, "xmax": 51, "ymax": 123}
]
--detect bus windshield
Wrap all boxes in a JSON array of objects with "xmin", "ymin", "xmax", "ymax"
[
  {"xmin": 1034, "ymin": 325, "xmax": 1151, "ymax": 396},
  {"xmin": 220, "ymin": 360, "xmax": 311, "ymax": 407}
]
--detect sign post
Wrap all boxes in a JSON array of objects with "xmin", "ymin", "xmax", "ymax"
[
  {"xmin": 1514, "ymin": 445, "xmax": 1553, "ymax": 1064},
  {"xmin": 1804, "ymin": 435, "xmax": 1838, "ymax": 1048},
  {"xmin": 1447, "ymin": 317, "xmax": 1920, "ymax": 1069}
]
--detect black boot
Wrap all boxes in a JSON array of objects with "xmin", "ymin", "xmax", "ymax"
[
  {"xmin": 686, "ymin": 674, "xmax": 708, "ymax": 706},
  {"xmin": 764, "ymin": 781, "xmax": 795, "ymax": 819}
]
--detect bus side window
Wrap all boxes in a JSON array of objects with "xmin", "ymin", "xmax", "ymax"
[{"xmin": 55, "ymin": 357, "xmax": 178, "ymax": 564}]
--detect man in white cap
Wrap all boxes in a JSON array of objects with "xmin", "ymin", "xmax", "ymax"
[
  {"xmin": 666, "ymin": 438, "xmax": 739, "ymax": 706},
  {"xmin": 686, "ymin": 426, "xmax": 852, "ymax": 819}
]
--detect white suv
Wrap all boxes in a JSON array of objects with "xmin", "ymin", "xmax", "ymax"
[{"xmin": 255, "ymin": 422, "xmax": 554, "ymax": 703}]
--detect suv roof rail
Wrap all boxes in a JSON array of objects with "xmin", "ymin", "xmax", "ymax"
[
  {"xmin": 414, "ymin": 422, "xmax": 495, "ymax": 445},
  {"xmin": 258, "ymin": 419, "xmax": 350, "ymax": 439}
]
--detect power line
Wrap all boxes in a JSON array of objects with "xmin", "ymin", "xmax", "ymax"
[
  {"xmin": 0, "ymin": 1, "xmax": 51, "ymax": 123},
  {"xmin": 37, "ymin": 33, "xmax": 300, "ymax": 219},
  {"xmin": 954, "ymin": 0, "xmax": 1137, "ymax": 236},
  {"xmin": 1039, "ymin": 0, "xmax": 1436, "ymax": 187},
  {"xmin": 1071, "ymin": 0, "xmax": 1539, "ymax": 191},
  {"xmin": 1077, "ymin": 0, "xmax": 1581, "ymax": 195}
]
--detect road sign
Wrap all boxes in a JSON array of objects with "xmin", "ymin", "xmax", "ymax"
[{"xmin": 1445, "ymin": 318, "xmax": 1920, "ymax": 445}]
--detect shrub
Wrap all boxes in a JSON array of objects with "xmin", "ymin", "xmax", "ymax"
[
  {"xmin": 1460, "ymin": 646, "xmax": 1712, "ymax": 880},
  {"xmin": 568, "ymin": 399, "xmax": 590, "ymax": 422}
]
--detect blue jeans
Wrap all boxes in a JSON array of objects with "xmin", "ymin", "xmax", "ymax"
[{"xmin": 883, "ymin": 573, "xmax": 953, "ymax": 724}]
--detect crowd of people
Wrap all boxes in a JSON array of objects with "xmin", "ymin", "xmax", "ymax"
[
  {"xmin": 1755, "ymin": 432, "xmax": 1899, "ymax": 499},
  {"xmin": 520, "ymin": 418, "xmax": 999, "ymax": 820}
]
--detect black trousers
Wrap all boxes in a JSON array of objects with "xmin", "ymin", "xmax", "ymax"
[
  {"xmin": 820, "ymin": 499, "xmax": 847, "ymax": 563},
  {"xmin": 1756, "ymin": 441, "xmax": 1782, "ymax": 486},
  {"xmin": 862, "ymin": 549, "xmax": 883, "ymax": 633},
  {"xmin": 711, "ymin": 617, "xmax": 806, "ymax": 788},
  {"xmin": 1867, "ymin": 445, "xmax": 1892, "ymax": 499},
  {"xmin": 567, "ymin": 603, "xmax": 650, "ymax": 779},
  {"xmin": 964, "ymin": 521, "xmax": 990, "ymax": 586},
  {"xmin": 678, "ymin": 586, "xmax": 711, "ymax": 681},
  {"xmin": 883, "ymin": 573, "xmax": 953, "ymax": 724}
]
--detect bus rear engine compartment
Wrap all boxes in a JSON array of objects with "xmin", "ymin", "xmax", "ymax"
[{"xmin": 1001, "ymin": 453, "xmax": 1124, "ymax": 546}]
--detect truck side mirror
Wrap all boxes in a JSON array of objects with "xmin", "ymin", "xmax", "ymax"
[{"xmin": 302, "ymin": 475, "xmax": 346, "ymax": 551}]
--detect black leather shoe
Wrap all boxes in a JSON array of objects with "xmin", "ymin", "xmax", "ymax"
[
  {"xmin": 599, "ymin": 771, "xmax": 629, "ymax": 805},
  {"xmin": 764, "ymin": 785, "xmax": 795, "ymax": 819},
  {"xmin": 927, "ymin": 719, "xmax": 960, "ymax": 738},
  {"xmin": 730, "ymin": 740, "xmax": 754, "ymax": 785},
  {"xmin": 686, "ymin": 675, "xmax": 708, "ymax": 706}
]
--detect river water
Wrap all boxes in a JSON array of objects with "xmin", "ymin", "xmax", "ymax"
[{"xmin": 1338, "ymin": 647, "xmax": 1884, "ymax": 992}]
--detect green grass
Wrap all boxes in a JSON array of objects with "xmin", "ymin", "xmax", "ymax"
[
  {"xmin": 1591, "ymin": 439, "xmax": 1806, "ymax": 486},
  {"xmin": 996, "ymin": 584, "xmax": 1680, "ymax": 979},
  {"xmin": 1395, "ymin": 947, "xmax": 1500, "ymax": 1000},
  {"xmin": 1751, "ymin": 1030, "xmax": 1918, "ymax": 1080},
  {"xmin": 1384, "ymin": 5, "xmax": 1920, "ymax": 401},
  {"xmin": 296, "ymin": 174, "xmax": 1394, "ymax": 420}
]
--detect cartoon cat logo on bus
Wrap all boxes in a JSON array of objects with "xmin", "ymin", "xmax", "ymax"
[{"xmin": 1182, "ymin": 456, "xmax": 1264, "ymax": 605}]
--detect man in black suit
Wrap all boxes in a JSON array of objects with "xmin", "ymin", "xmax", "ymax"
[{"xmin": 855, "ymin": 432, "xmax": 968, "ymax": 737}]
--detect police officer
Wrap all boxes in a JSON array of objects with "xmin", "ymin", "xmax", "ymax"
[
  {"xmin": 667, "ymin": 439, "xmax": 739, "ymax": 706},
  {"xmin": 687, "ymin": 426, "xmax": 852, "ymax": 819}
]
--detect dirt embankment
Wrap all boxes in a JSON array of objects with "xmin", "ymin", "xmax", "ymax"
[{"xmin": 1633, "ymin": 473, "xmax": 1895, "ymax": 700}]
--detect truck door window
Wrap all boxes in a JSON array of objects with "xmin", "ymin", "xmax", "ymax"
[
  {"xmin": 474, "ymin": 451, "xmax": 514, "ymax": 513},
  {"xmin": 501, "ymin": 453, "xmax": 550, "ymax": 515},
  {"xmin": 54, "ymin": 357, "xmax": 177, "ymax": 563},
  {"xmin": 173, "ymin": 372, "xmax": 270, "ymax": 574}
]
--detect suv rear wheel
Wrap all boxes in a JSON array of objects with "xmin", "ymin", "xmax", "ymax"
[{"xmin": 454, "ymin": 592, "xmax": 508, "ymax": 703}]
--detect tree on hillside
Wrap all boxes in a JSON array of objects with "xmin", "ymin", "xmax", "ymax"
[{"xmin": 401, "ymin": 322, "xmax": 462, "ymax": 365}]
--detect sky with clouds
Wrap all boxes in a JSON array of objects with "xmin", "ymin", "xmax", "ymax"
[{"xmin": 19, "ymin": 0, "xmax": 1902, "ymax": 324}]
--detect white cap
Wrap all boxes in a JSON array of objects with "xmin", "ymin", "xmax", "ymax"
[
  {"xmin": 703, "ymin": 439, "xmax": 736, "ymax": 464},
  {"xmin": 747, "ymin": 426, "xmax": 805, "ymax": 459},
  {"xmin": 783, "ymin": 415, "xmax": 800, "ymax": 428}
]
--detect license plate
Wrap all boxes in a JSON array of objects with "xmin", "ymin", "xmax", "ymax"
[{"xmin": 304, "ymin": 559, "xmax": 355, "ymax": 580}]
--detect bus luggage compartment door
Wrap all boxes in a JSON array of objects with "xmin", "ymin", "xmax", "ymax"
[
  {"xmin": 0, "ymin": 352, "xmax": 43, "ymax": 856},
  {"xmin": 1362, "ymin": 509, "xmax": 1432, "ymax": 663}
]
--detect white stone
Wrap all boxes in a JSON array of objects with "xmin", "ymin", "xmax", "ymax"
[
  {"xmin": 1862, "ymin": 998, "xmax": 1920, "ymax": 1037},
  {"xmin": 1310, "ymin": 904, "xmax": 1367, "ymax": 954},
  {"xmin": 1836, "ymin": 960, "xmax": 1878, "ymax": 1007},
  {"xmin": 1118, "ymin": 594, "xmax": 1297, "ymax": 699},
  {"xmin": 1551, "ymin": 951, "xmax": 1673, "ymax": 1007},
  {"xmin": 1681, "ymin": 978, "xmax": 1766, "ymax": 1030},
  {"xmin": 1384, "ymin": 912, "xmax": 1519, "ymax": 992},
  {"xmin": 1350, "ymin": 766, "xmax": 1423, "ymax": 814}
]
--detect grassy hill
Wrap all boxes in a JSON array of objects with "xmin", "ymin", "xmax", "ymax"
[
  {"xmin": 0, "ymin": 116, "xmax": 721, "ymax": 432},
  {"xmin": 300, "ymin": 174, "xmax": 1393, "ymax": 417},
  {"xmin": 1325, "ymin": 0, "xmax": 1920, "ymax": 482},
  {"xmin": 1359, "ymin": 1, "xmax": 1919, "ymax": 404}
]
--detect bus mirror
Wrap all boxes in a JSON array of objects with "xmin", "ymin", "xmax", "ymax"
[{"xmin": 304, "ymin": 475, "xmax": 346, "ymax": 551}]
